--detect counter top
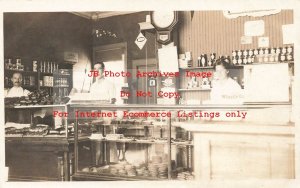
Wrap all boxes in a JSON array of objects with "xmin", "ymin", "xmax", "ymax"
[
  {"xmin": 68, "ymin": 103, "xmax": 291, "ymax": 110},
  {"xmin": 174, "ymin": 121, "xmax": 295, "ymax": 136},
  {"xmin": 6, "ymin": 104, "xmax": 67, "ymax": 109}
]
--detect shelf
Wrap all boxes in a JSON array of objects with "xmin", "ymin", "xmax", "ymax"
[
  {"xmin": 180, "ymin": 66, "xmax": 214, "ymax": 70},
  {"xmin": 39, "ymin": 72, "xmax": 53, "ymax": 75},
  {"xmin": 88, "ymin": 138, "xmax": 193, "ymax": 146},
  {"xmin": 89, "ymin": 138, "xmax": 168, "ymax": 144},
  {"xmin": 248, "ymin": 62, "xmax": 294, "ymax": 65},
  {"xmin": 40, "ymin": 86, "xmax": 70, "ymax": 88},
  {"xmin": 178, "ymin": 88, "xmax": 211, "ymax": 91},
  {"xmin": 40, "ymin": 86, "xmax": 53, "ymax": 88},
  {"xmin": 179, "ymin": 62, "xmax": 294, "ymax": 70},
  {"xmin": 11, "ymin": 104, "xmax": 67, "ymax": 108},
  {"xmin": 53, "ymin": 73, "xmax": 71, "ymax": 76},
  {"xmin": 5, "ymin": 85, "xmax": 37, "ymax": 88},
  {"xmin": 53, "ymin": 86, "xmax": 70, "ymax": 88},
  {"xmin": 73, "ymin": 172, "xmax": 164, "ymax": 181},
  {"xmin": 5, "ymin": 69, "xmax": 38, "ymax": 74}
]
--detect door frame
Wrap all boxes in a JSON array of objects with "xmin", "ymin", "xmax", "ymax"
[{"xmin": 93, "ymin": 42, "xmax": 128, "ymax": 83}]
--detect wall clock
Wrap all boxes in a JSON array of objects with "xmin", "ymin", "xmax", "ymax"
[{"xmin": 151, "ymin": 11, "xmax": 178, "ymax": 44}]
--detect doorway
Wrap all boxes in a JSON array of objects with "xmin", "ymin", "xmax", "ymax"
[{"xmin": 93, "ymin": 43, "xmax": 127, "ymax": 104}]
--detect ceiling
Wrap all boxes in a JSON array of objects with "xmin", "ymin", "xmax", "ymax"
[{"xmin": 72, "ymin": 11, "xmax": 141, "ymax": 20}]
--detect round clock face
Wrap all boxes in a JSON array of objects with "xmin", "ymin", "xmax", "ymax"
[{"xmin": 152, "ymin": 11, "xmax": 175, "ymax": 29}]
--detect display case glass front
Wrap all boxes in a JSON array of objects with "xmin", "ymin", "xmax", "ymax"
[
  {"xmin": 71, "ymin": 103, "xmax": 294, "ymax": 181},
  {"xmin": 71, "ymin": 104, "xmax": 196, "ymax": 180}
]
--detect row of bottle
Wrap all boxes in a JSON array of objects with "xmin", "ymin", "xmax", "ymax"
[
  {"xmin": 42, "ymin": 76, "xmax": 54, "ymax": 87},
  {"xmin": 55, "ymin": 78, "xmax": 69, "ymax": 87},
  {"xmin": 185, "ymin": 75, "xmax": 244, "ymax": 89},
  {"xmin": 4, "ymin": 58, "xmax": 25, "ymax": 71},
  {"xmin": 196, "ymin": 53, "xmax": 217, "ymax": 67},
  {"xmin": 4, "ymin": 58, "xmax": 60, "ymax": 72},
  {"xmin": 232, "ymin": 46, "xmax": 293, "ymax": 57},
  {"xmin": 186, "ymin": 77, "xmax": 212, "ymax": 89},
  {"xmin": 36, "ymin": 61, "xmax": 59, "ymax": 73},
  {"xmin": 232, "ymin": 46, "xmax": 294, "ymax": 64},
  {"xmin": 40, "ymin": 77, "xmax": 69, "ymax": 87}
]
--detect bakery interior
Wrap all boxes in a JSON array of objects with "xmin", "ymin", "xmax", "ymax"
[{"xmin": 3, "ymin": 10, "xmax": 298, "ymax": 181}]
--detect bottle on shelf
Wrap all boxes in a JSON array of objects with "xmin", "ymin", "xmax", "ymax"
[
  {"xmin": 264, "ymin": 48, "xmax": 269, "ymax": 55},
  {"xmin": 280, "ymin": 53, "xmax": 286, "ymax": 62},
  {"xmin": 43, "ymin": 61, "xmax": 46, "ymax": 73},
  {"xmin": 287, "ymin": 46, "xmax": 293, "ymax": 54},
  {"xmin": 53, "ymin": 62, "xmax": 57, "ymax": 72},
  {"xmin": 8, "ymin": 59, "xmax": 13, "ymax": 70},
  {"xmin": 47, "ymin": 62, "xmax": 50, "ymax": 73},
  {"xmin": 232, "ymin": 56, "xmax": 238, "ymax": 65},
  {"xmin": 286, "ymin": 53, "xmax": 293, "ymax": 61},
  {"xmin": 275, "ymin": 47, "xmax": 281, "ymax": 54},
  {"xmin": 15, "ymin": 58, "xmax": 22, "ymax": 70},
  {"xmin": 40, "ymin": 61, "xmax": 43, "ymax": 72},
  {"xmin": 200, "ymin": 54, "xmax": 207, "ymax": 67},
  {"xmin": 270, "ymin": 48, "xmax": 276, "ymax": 54},
  {"xmin": 249, "ymin": 49, "xmax": 254, "ymax": 56},
  {"xmin": 282, "ymin": 47, "xmax": 287, "ymax": 54},
  {"xmin": 50, "ymin": 62, "xmax": 53, "ymax": 73},
  {"xmin": 33, "ymin": 60, "xmax": 38, "ymax": 72},
  {"xmin": 209, "ymin": 53, "xmax": 216, "ymax": 66}
]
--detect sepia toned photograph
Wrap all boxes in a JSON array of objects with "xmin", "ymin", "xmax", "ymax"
[{"xmin": 1, "ymin": 1, "xmax": 300, "ymax": 188}]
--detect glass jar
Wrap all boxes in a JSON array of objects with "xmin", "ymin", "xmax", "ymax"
[
  {"xmin": 242, "ymin": 57, "xmax": 247, "ymax": 64},
  {"xmin": 282, "ymin": 47, "xmax": 287, "ymax": 54},
  {"xmin": 249, "ymin": 49, "xmax": 253, "ymax": 56},
  {"xmin": 264, "ymin": 48, "xmax": 269, "ymax": 55},
  {"xmin": 287, "ymin": 46, "xmax": 293, "ymax": 53},
  {"xmin": 270, "ymin": 48, "xmax": 276, "ymax": 54},
  {"xmin": 280, "ymin": 53, "xmax": 286, "ymax": 62},
  {"xmin": 247, "ymin": 56, "xmax": 252, "ymax": 64},
  {"xmin": 238, "ymin": 58, "xmax": 242, "ymax": 65},
  {"xmin": 275, "ymin": 47, "xmax": 281, "ymax": 54},
  {"xmin": 237, "ymin": 50, "xmax": 242, "ymax": 56},
  {"xmin": 232, "ymin": 51, "xmax": 237, "ymax": 57},
  {"xmin": 16, "ymin": 58, "xmax": 21, "ymax": 70}
]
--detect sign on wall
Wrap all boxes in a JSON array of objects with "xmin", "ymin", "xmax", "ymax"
[
  {"xmin": 64, "ymin": 52, "xmax": 79, "ymax": 63},
  {"xmin": 244, "ymin": 20, "xmax": 265, "ymax": 36}
]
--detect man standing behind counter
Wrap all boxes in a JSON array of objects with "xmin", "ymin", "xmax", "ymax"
[
  {"xmin": 5, "ymin": 73, "xmax": 31, "ymax": 123},
  {"xmin": 89, "ymin": 62, "xmax": 116, "ymax": 104},
  {"xmin": 6, "ymin": 72, "xmax": 30, "ymax": 98}
]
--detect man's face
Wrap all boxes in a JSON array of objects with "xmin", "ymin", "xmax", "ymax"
[
  {"xmin": 94, "ymin": 63, "xmax": 104, "ymax": 79},
  {"xmin": 11, "ymin": 73, "xmax": 22, "ymax": 87}
]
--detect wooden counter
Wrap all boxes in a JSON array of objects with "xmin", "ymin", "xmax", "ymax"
[
  {"xmin": 5, "ymin": 137, "xmax": 72, "ymax": 181},
  {"xmin": 177, "ymin": 121, "xmax": 295, "ymax": 179}
]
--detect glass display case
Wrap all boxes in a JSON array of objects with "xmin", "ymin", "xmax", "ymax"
[
  {"xmin": 70, "ymin": 104, "xmax": 196, "ymax": 180},
  {"xmin": 70, "ymin": 103, "xmax": 294, "ymax": 181}
]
